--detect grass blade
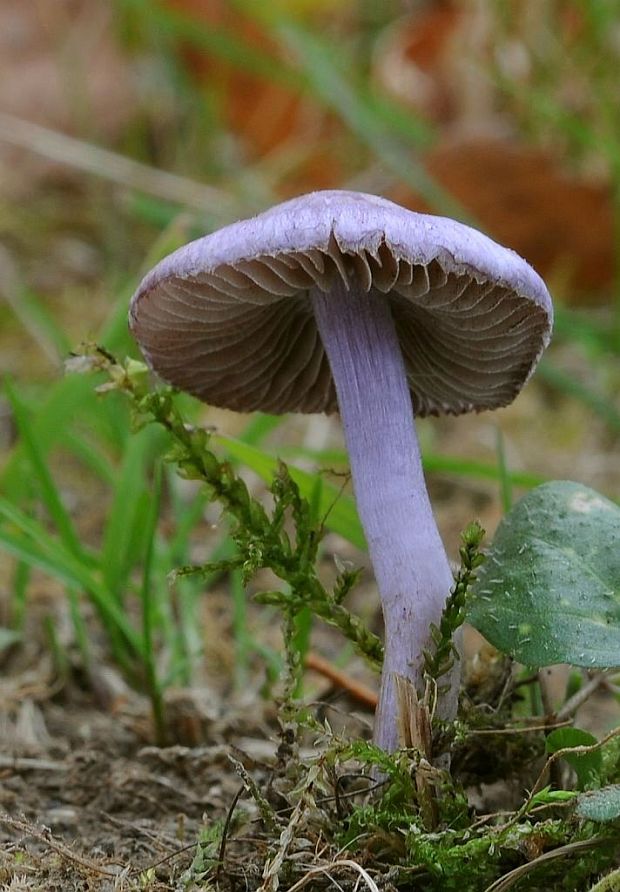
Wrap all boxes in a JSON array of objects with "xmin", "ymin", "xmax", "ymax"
[
  {"xmin": 213, "ymin": 434, "xmax": 365, "ymax": 550},
  {"xmin": 139, "ymin": 462, "xmax": 166, "ymax": 744},
  {"xmin": 118, "ymin": 0, "xmax": 304, "ymax": 89},
  {"xmin": 0, "ymin": 375, "xmax": 100, "ymax": 500},
  {"xmin": 0, "ymin": 498, "xmax": 142, "ymax": 661},
  {"xmin": 9, "ymin": 561, "xmax": 29, "ymax": 631},
  {"xmin": 238, "ymin": 412, "xmax": 285, "ymax": 447},
  {"xmin": 4, "ymin": 379, "xmax": 89, "ymax": 563},
  {"xmin": 1, "ymin": 278, "xmax": 71, "ymax": 364},
  {"xmin": 495, "ymin": 427, "xmax": 513, "ymax": 513},
  {"xmin": 100, "ymin": 429, "xmax": 158, "ymax": 600},
  {"xmin": 538, "ymin": 361, "xmax": 620, "ymax": 433},
  {"xmin": 60, "ymin": 430, "xmax": 116, "ymax": 486},
  {"xmin": 280, "ymin": 445, "xmax": 547, "ymax": 489},
  {"xmin": 277, "ymin": 23, "xmax": 468, "ymax": 219}
]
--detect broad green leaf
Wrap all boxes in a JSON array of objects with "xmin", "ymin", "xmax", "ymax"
[
  {"xmin": 468, "ymin": 481, "xmax": 620, "ymax": 668},
  {"xmin": 213, "ymin": 434, "xmax": 366, "ymax": 550},
  {"xmin": 546, "ymin": 728, "xmax": 602, "ymax": 789},
  {"xmin": 575, "ymin": 785, "xmax": 620, "ymax": 822}
]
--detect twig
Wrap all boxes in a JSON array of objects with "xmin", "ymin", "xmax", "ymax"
[
  {"xmin": 305, "ymin": 651, "xmax": 378, "ymax": 709},
  {"xmin": 484, "ymin": 837, "xmax": 612, "ymax": 892},
  {"xmin": 215, "ymin": 785, "xmax": 244, "ymax": 889},
  {"xmin": 0, "ymin": 755, "xmax": 67, "ymax": 772},
  {"xmin": 286, "ymin": 859, "xmax": 381, "ymax": 892},
  {"xmin": 538, "ymin": 667, "xmax": 556, "ymax": 718},
  {"xmin": 557, "ymin": 672, "xmax": 612, "ymax": 722},
  {"xmin": 469, "ymin": 798, "xmax": 574, "ymax": 832},
  {"xmin": 0, "ymin": 112, "xmax": 240, "ymax": 218},
  {"xmin": 0, "ymin": 814, "xmax": 122, "ymax": 877},
  {"xmin": 466, "ymin": 719, "xmax": 572, "ymax": 736},
  {"xmin": 129, "ymin": 841, "xmax": 197, "ymax": 877},
  {"xmin": 228, "ymin": 755, "xmax": 278, "ymax": 834},
  {"xmin": 503, "ymin": 726, "xmax": 620, "ymax": 831}
]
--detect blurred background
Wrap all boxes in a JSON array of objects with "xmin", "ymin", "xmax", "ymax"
[{"xmin": 0, "ymin": 0, "xmax": 619, "ymax": 714}]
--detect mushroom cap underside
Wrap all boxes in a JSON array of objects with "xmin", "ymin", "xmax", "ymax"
[{"xmin": 129, "ymin": 190, "xmax": 553, "ymax": 416}]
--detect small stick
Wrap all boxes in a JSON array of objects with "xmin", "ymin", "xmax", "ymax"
[
  {"xmin": 0, "ymin": 112, "xmax": 239, "ymax": 218},
  {"xmin": 466, "ymin": 719, "xmax": 572, "ymax": 736},
  {"xmin": 287, "ymin": 859, "xmax": 380, "ymax": 892},
  {"xmin": 305, "ymin": 651, "xmax": 378, "ymax": 709},
  {"xmin": 215, "ymin": 785, "xmax": 244, "ymax": 889},
  {"xmin": 0, "ymin": 756, "xmax": 66, "ymax": 772},
  {"xmin": 537, "ymin": 667, "xmax": 556, "ymax": 718},
  {"xmin": 503, "ymin": 725, "xmax": 620, "ymax": 832},
  {"xmin": 557, "ymin": 671, "xmax": 611, "ymax": 722},
  {"xmin": 0, "ymin": 814, "xmax": 121, "ymax": 877}
]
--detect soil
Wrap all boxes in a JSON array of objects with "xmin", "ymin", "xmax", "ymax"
[
  {"xmin": 0, "ymin": 653, "xmax": 281, "ymax": 889},
  {"xmin": 0, "ymin": 583, "xmax": 380, "ymax": 891},
  {"xmin": 2, "ymin": 608, "xmax": 618, "ymax": 891}
]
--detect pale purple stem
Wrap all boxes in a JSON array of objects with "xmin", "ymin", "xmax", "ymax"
[{"xmin": 312, "ymin": 281, "xmax": 456, "ymax": 752}]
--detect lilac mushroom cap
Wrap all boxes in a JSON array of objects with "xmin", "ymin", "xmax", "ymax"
[
  {"xmin": 130, "ymin": 190, "xmax": 552, "ymax": 417},
  {"xmin": 129, "ymin": 190, "xmax": 553, "ymax": 753}
]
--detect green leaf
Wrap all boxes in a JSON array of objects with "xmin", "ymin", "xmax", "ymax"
[
  {"xmin": 530, "ymin": 786, "xmax": 577, "ymax": 806},
  {"xmin": 468, "ymin": 481, "xmax": 620, "ymax": 668},
  {"xmin": 238, "ymin": 412, "xmax": 284, "ymax": 446},
  {"xmin": 546, "ymin": 728, "xmax": 602, "ymax": 789},
  {"xmin": 575, "ymin": 785, "xmax": 620, "ymax": 822},
  {"xmin": 139, "ymin": 462, "xmax": 166, "ymax": 743},
  {"xmin": 213, "ymin": 434, "xmax": 366, "ymax": 550}
]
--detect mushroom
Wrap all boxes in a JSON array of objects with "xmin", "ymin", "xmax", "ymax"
[{"xmin": 129, "ymin": 190, "xmax": 553, "ymax": 753}]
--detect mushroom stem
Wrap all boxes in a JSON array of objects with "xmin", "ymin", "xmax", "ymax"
[{"xmin": 312, "ymin": 281, "xmax": 456, "ymax": 752}]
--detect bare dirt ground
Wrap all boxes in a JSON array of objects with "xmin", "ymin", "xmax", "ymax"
[
  {"xmin": 0, "ymin": 648, "xmax": 283, "ymax": 889},
  {"xmin": 0, "ymin": 562, "xmax": 379, "ymax": 890},
  {"xmin": 2, "ymin": 531, "xmax": 618, "ymax": 891}
]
